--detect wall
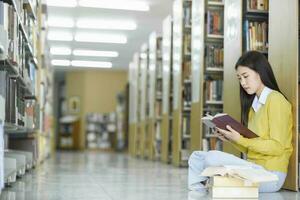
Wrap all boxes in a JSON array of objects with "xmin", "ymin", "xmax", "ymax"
[{"xmin": 66, "ymin": 70, "xmax": 128, "ymax": 149}]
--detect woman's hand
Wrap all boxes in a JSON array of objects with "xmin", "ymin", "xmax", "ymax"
[
  {"xmin": 213, "ymin": 128, "xmax": 229, "ymax": 142},
  {"xmin": 215, "ymin": 125, "xmax": 241, "ymax": 142}
]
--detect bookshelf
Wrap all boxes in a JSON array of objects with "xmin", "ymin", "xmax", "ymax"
[
  {"xmin": 85, "ymin": 113, "xmax": 116, "ymax": 150},
  {"xmin": 128, "ymin": 53, "xmax": 139, "ymax": 156},
  {"xmin": 115, "ymin": 90, "xmax": 128, "ymax": 151},
  {"xmin": 0, "ymin": 0, "xmax": 53, "ymax": 189},
  {"xmin": 146, "ymin": 32, "xmax": 163, "ymax": 160},
  {"xmin": 190, "ymin": 0, "xmax": 224, "ymax": 154},
  {"xmin": 161, "ymin": 15, "xmax": 173, "ymax": 163},
  {"xmin": 224, "ymin": 0, "xmax": 298, "ymax": 190},
  {"xmin": 144, "ymin": 45, "xmax": 150, "ymax": 158},
  {"xmin": 136, "ymin": 44, "xmax": 148, "ymax": 157},
  {"xmin": 58, "ymin": 116, "xmax": 80, "ymax": 150},
  {"xmin": 172, "ymin": 0, "xmax": 192, "ymax": 167}
]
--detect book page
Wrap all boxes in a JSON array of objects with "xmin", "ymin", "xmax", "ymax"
[
  {"xmin": 201, "ymin": 166, "xmax": 228, "ymax": 176},
  {"xmin": 201, "ymin": 117, "xmax": 216, "ymax": 129},
  {"xmin": 233, "ymin": 168, "xmax": 278, "ymax": 183},
  {"xmin": 214, "ymin": 113, "xmax": 227, "ymax": 117}
]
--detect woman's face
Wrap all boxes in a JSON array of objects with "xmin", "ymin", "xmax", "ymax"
[{"xmin": 236, "ymin": 65, "xmax": 264, "ymax": 96}]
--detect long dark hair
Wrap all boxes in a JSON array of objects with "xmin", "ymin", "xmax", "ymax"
[{"xmin": 235, "ymin": 51, "xmax": 282, "ymax": 126}]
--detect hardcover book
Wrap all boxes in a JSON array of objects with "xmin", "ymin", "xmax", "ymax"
[{"xmin": 201, "ymin": 113, "xmax": 258, "ymax": 138}]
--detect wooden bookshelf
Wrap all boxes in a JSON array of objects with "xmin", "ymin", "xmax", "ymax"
[
  {"xmin": 172, "ymin": 0, "xmax": 192, "ymax": 167},
  {"xmin": 161, "ymin": 15, "xmax": 173, "ymax": 163},
  {"xmin": 224, "ymin": 0, "xmax": 298, "ymax": 190},
  {"xmin": 147, "ymin": 32, "xmax": 163, "ymax": 160},
  {"xmin": 58, "ymin": 118, "xmax": 80, "ymax": 150},
  {"xmin": 136, "ymin": 44, "xmax": 148, "ymax": 158}
]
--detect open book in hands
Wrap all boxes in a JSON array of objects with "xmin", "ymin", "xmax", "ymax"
[{"xmin": 201, "ymin": 113, "xmax": 258, "ymax": 139}]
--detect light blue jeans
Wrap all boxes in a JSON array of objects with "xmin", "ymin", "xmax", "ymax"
[{"xmin": 188, "ymin": 150, "xmax": 287, "ymax": 193}]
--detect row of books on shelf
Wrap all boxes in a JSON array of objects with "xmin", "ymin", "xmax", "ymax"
[
  {"xmin": 183, "ymin": 1, "xmax": 192, "ymax": 28},
  {"xmin": 156, "ymin": 79, "xmax": 162, "ymax": 94},
  {"xmin": 0, "ymin": 1, "xmax": 37, "ymax": 95},
  {"xmin": 205, "ymin": 79, "xmax": 223, "ymax": 102},
  {"xmin": 207, "ymin": 8, "xmax": 224, "ymax": 36},
  {"xmin": 156, "ymin": 61, "xmax": 163, "ymax": 78},
  {"xmin": 247, "ymin": 0, "xmax": 268, "ymax": 11},
  {"xmin": 156, "ymin": 37, "xmax": 163, "ymax": 58},
  {"xmin": 183, "ymin": 82, "xmax": 191, "ymax": 106},
  {"xmin": 115, "ymin": 92, "xmax": 127, "ymax": 150},
  {"xmin": 0, "ymin": 71, "xmax": 39, "ymax": 129},
  {"xmin": 182, "ymin": 115, "xmax": 190, "ymax": 138},
  {"xmin": 155, "ymin": 101, "xmax": 162, "ymax": 118},
  {"xmin": 183, "ymin": 61, "xmax": 191, "ymax": 80},
  {"xmin": 245, "ymin": 20, "xmax": 268, "ymax": 52},
  {"xmin": 183, "ymin": 33, "xmax": 191, "ymax": 56},
  {"xmin": 205, "ymin": 44, "xmax": 223, "ymax": 69},
  {"xmin": 86, "ymin": 112, "xmax": 117, "ymax": 149},
  {"xmin": 202, "ymin": 137, "xmax": 222, "ymax": 151},
  {"xmin": 0, "ymin": 1, "xmax": 37, "ymax": 61},
  {"xmin": 86, "ymin": 132, "xmax": 112, "ymax": 149},
  {"xmin": 154, "ymin": 118, "xmax": 162, "ymax": 157}
]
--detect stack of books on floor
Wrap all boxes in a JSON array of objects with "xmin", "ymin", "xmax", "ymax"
[
  {"xmin": 210, "ymin": 176, "xmax": 259, "ymax": 199},
  {"xmin": 201, "ymin": 165, "xmax": 278, "ymax": 199}
]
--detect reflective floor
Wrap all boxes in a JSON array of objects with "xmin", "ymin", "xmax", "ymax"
[{"xmin": 0, "ymin": 151, "xmax": 299, "ymax": 200}]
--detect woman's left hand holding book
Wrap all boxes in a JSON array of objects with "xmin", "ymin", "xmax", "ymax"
[{"xmin": 214, "ymin": 125, "xmax": 241, "ymax": 142}]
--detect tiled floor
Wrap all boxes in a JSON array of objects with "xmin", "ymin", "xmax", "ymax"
[{"xmin": 0, "ymin": 151, "xmax": 299, "ymax": 200}]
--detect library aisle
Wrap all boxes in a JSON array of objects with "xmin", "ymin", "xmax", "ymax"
[
  {"xmin": 0, "ymin": 151, "xmax": 298, "ymax": 200},
  {"xmin": 1, "ymin": 0, "xmax": 300, "ymax": 199}
]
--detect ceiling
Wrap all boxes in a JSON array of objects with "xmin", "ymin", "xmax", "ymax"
[{"xmin": 47, "ymin": 0, "xmax": 173, "ymax": 71}]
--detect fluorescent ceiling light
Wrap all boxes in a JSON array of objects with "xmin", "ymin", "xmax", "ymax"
[
  {"xmin": 76, "ymin": 19, "xmax": 137, "ymax": 30},
  {"xmin": 75, "ymin": 33, "xmax": 127, "ymax": 44},
  {"xmin": 78, "ymin": 0, "xmax": 149, "ymax": 11},
  {"xmin": 48, "ymin": 17, "xmax": 75, "ymax": 28},
  {"xmin": 47, "ymin": 31, "xmax": 73, "ymax": 41},
  {"xmin": 73, "ymin": 50, "xmax": 119, "ymax": 57},
  {"xmin": 47, "ymin": 0, "xmax": 77, "ymax": 7},
  {"xmin": 71, "ymin": 60, "xmax": 112, "ymax": 68},
  {"xmin": 50, "ymin": 47, "xmax": 72, "ymax": 55},
  {"xmin": 51, "ymin": 59, "xmax": 71, "ymax": 66}
]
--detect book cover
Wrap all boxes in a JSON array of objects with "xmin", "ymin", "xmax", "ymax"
[{"xmin": 202, "ymin": 113, "xmax": 258, "ymax": 138}]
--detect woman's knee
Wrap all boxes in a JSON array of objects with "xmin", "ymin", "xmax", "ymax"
[
  {"xmin": 188, "ymin": 151, "xmax": 206, "ymax": 167},
  {"xmin": 205, "ymin": 150, "xmax": 224, "ymax": 166}
]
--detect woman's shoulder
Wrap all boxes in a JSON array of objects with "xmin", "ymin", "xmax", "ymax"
[{"xmin": 268, "ymin": 90, "xmax": 291, "ymax": 108}]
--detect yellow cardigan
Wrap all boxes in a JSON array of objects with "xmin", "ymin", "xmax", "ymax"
[{"xmin": 233, "ymin": 91, "xmax": 293, "ymax": 173}]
